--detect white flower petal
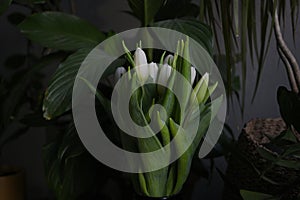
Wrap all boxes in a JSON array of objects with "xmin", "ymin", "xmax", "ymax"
[
  {"xmin": 157, "ymin": 64, "xmax": 172, "ymax": 95},
  {"xmin": 134, "ymin": 48, "xmax": 148, "ymax": 82},
  {"xmin": 163, "ymin": 54, "xmax": 174, "ymax": 65},
  {"xmin": 191, "ymin": 66, "xmax": 196, "ymax": 85},
  {"xmin": 148, "ymin": 62, "xmax": 158, "ymax": 81},
  {"xmin": 134, "ymin": 48, "xmax": 147, "ymax": 67},
  {"xmin": 114, "ymin": 67, "xmax": 126, "ymax": 86}
]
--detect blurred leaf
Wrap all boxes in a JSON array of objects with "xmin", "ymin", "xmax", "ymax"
[
  {"xmin": 19, "ymin": 12, "xmax": 105, "ymax": 51},
  {"xmin": 240, "ymin": 190, "xmax": 277, "ymax": 200},
  {"xmin": 19, "ymin": 112, "xmax": 56, "ymax": 127},
  {"xmin": 154, "ymin": 18, "xmax": 213, "ymax": 55},
  {"xmin": 0, "ymin": 0, "xmax": 12, "ymax": 15},
  {"xmin": 4, "ymin": 54, "xmax": 26, "ymax": 69},
  {"xmin": 252, "ymin": 0, "xmax": 274, "ymax": 102},
  {"xmin": 43, "ymin": 124, "xmax": 111, "ymax": 200},
  {"xmin": 7, "ymin": 12, "xmax": 26, "ymax": 25},
  {"xmin": 257, "ymin": 147, "xmax": 277, "ymax": 162},
  {"xmin": 240, "ymin": 0, "xmax": 249, "ymax": 112},
  {"xmin": 43, "ymin": 49, "xmax": 91, "ymax": 119},
  {"xmin": 155, "ymin": 0, "xmax": 199, "ymax": 21},
  {"xmin": 127, "ymin": 0, "xmax": 164, "ymax": 26},
  {"xmin": 1, "ymin": 52, "xmax": 65, "ymax": 128},
  {"xmin": 220, "ymin": 0, "xmax": 234, "ymax": 97}
]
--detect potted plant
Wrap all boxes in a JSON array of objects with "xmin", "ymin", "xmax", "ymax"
[
  {"xmin": 74, "ymin": 37, "xmax": 224, "ymax": 199},
  {"xmin": 224, "ymin": 2, "xmax": 300, "ymax": 199}
]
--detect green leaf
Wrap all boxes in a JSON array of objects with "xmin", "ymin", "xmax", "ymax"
[
  {"xmin": 43, "ymin": 49, "xmax": 91, "ymax": 119},
  {"xmin": 240, "ymin": 190, "xmax": 277, "ymax": 200},
  {"xmin": 19, "ymin": 12, "xmax": 105, "ymax": 51},
  {"xmin": 127, "ymin": 0, "xmax": 164, "ymax": 26},
  {"xmin": 0, "ymin": 0, "xmax": 12, "ymax": 15},
  {"xmin": 43, "ymin": 124, "xmax": 110, "ymax": 200},
  {"xmin": 154, "ymin": 18, "xmax": 213, "ymax": 55}
]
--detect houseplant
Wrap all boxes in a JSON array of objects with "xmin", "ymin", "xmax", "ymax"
[
  {"xmin": 224, "ymin": 2, "xmax": 300, "ymax": 199},
  {"xmin": 74, "ymin": 38, "xmax": 224, "ymax": 198}
]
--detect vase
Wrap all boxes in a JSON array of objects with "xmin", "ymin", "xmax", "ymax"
[
  {"xmin": 135, "ymin": 193, "xmax": 184, "ymax": 200},
  {"xmin": 0, "ymin": 165, "xmax": 25, "ymax": 200}
]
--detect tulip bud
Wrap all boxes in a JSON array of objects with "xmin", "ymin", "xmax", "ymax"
[
  {"xmin": 148, "ymin": 62, "xmax": 158, "ymax": 82},
  {"xmin": 164, "ymin": 54, "xmax": 174, "ymax": 65},
  {"xmin": 202, "ymin": 81, "xmax": 218, "ymax": 103},
  {"xmin": 134, "ymin": 48, "xmax": 148, "ymax": 82},
  {"xmin": 157, "ymin": 64, "xmax": 172, "ymax": 95},
  {"xmin": 190, "ymin": 73, "xmax": 209, "ymax": 105},
  {"xmin": 114, "ymin": 67, "xmax": 126, "ymax": 86},
  {"xmin": 191, "ymin": 66, "xmax": 196, "ymax": 85}
]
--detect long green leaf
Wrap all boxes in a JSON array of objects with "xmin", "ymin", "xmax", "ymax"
[
  {"xmin": 241, "ymin": 0, "xmax": 249, "ymax": 114},
  {"xmin": 220, "ymin": 0, "xmax": 234, "ymax": 96},
  {"xmin": 252, "ymin": 0, "xmax": 274, "ymax": 102},
  {"xmin": 240, "ymin": 190, "xmax": 277, "ymax": 200}
]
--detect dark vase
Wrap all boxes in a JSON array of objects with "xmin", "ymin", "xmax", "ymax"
[{"xmin": 134, "ymin": 193, "xmax": 184, "ymax": 200}]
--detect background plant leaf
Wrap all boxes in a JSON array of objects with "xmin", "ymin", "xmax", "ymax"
[
  {"xmin": 127, "ymin": 0, "xmax": 164, "ymax": 26},
  {"xmin": 154, "ymin": 18, "xmax": 213, "ymax": 55},
  {"xmin": 43, "ymin": 49, "xmax": 91, "ymax": 119},
  {"xmin": 19, "ymin": 12, "xmax": 105, "ymax": 51}
]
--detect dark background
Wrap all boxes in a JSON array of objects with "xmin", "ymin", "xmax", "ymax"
[{"xmin": 0, "ymin": 0, "xmax": 299, "ymax": 199}]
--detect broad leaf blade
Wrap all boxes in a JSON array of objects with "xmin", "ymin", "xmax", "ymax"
[
  {"xmin": 43, "ymin": 49, "xmax": 91, "ymax": 119},
  {"xmin": 128, "ymin": 0, "xmax": 164, "ymax": 26},
  {"xmin": 154, "ymin": 18, "xmax": 213, "ymax": 55},
  {"xmin": 19, "ymin": 12, "xmax": 105, "ymax": 51}
]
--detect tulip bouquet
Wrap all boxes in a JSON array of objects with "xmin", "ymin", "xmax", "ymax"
[
  {"xmin": 81, "ymin": 40, "xmax": 222, "ymax": 197},
  {"xmin": 91, "ymin": 39, "xmax": 222, "ymax": 198}
]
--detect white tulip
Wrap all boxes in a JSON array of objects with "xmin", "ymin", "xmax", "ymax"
[
  {"xmin": 134, "ymin": 48, "xmax": 148, "ymax": 82},
  {"xmin": 148, "ymin": 62, "xmax": 158, "ymax": 82},
  {"xmin": 113, "ymin": 67, "xmax": 126, "ymax": 86},
  {"xmin": 191, "ymin": 66, "xmax": 196, "ymax": 85},
  {"xmin": 157, "ymin": 64, "xmax": 172, "ymax": 95},
  {"xmin": 190, "ymin": 73, "xmax": 209, "ymax": 104},
  {"xmin": 164, "ymin": 54, "xmax": 174, "ymax": 65}
]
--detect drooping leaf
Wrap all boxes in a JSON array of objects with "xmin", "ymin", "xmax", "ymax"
[
  {"xmin": 240, "ymin": 0, "xmax": 249, "ymax": 114},
  {"xmin": 19, "ymin": 12, "xmax": 105, "ymax": 51},
  {"xmin": 252, "ymin": 0, "xmax": 274, "ymax": 102},
  {"xmin": 220, "ymin": 0, "xmax": 234, "ymax": 96}
]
